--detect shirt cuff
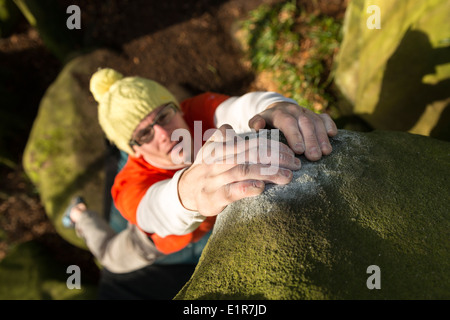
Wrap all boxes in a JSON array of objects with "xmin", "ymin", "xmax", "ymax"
[
  {"xmin": 136, "ymin": 168, "xmax": 206, "ymax": 237},
  {"xmin": 214, "ymin": 91, "xmax": 298, "ymax": 133}
]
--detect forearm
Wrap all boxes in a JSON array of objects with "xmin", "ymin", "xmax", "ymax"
[
  {"xmin": 214, "ymin": 91, "xmax": 297, "ymax": 133},
  {"xmin": 136, "ymin": 169, "xmax": 206, "ymax": 237}
]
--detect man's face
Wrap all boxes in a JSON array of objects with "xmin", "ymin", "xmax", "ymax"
[{"xmin": 130, "ymin": 104, "xmax": 192, "ymax": 169}]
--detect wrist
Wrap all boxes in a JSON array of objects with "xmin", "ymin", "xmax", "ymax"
[
  {"xmin": 69, "ymin": 203, "xmax": 87, "ymax": 223},
  {"xmin": 265, "ymin": 101, "xmax": 300, "ymax": 110},
  {"xmin": 177, "ymin": 167, "xmax": 197, "ymax": 212}
]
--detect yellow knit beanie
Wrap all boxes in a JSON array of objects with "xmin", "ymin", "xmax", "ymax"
[{"xmin": 90, "ymin": 68, "xmax": 179, "ymax": 155}]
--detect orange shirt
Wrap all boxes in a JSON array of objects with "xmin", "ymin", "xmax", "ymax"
[{"xmin": 111, "ymin": 93, "xmax": 230, "ymax": 254}]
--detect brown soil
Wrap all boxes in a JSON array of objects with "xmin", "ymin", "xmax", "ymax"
[{"xmin": 0, "ymin": 0, "xmax": 347, "ymax": 282}]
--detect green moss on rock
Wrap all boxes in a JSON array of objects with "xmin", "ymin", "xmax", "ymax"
[
  {"xmin": 334, "ymin": 0, "xmax": 450, "ymax": 140},
  {"xmin": 175, "ymin": 130, "xmax": 450, "ymax": 300},
  {"xmin": 22, "ymin": 49, "xmax": 124, "ymax": 248}
]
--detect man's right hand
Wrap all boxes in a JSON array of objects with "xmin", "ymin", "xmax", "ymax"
[{"xmin": 177, "ymin": 125, "xmax": 301, "ymax": 217}]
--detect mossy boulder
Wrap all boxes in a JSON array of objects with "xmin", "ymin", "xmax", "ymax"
[
  {"xmin": 334, "ymin": 0, "xmax": 450, "ymax": 141},
  {"xmin": 22, "ymin": 49, "xmax": 125, "ymax": 249},
  {"xmin": 175, "ymin": 130, "xmax": 450, "ymax": 300}
]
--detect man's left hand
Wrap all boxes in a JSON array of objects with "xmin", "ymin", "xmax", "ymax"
[{"xmin": 248, "ymin": 102, "xmax": 338, "ymax": 161}]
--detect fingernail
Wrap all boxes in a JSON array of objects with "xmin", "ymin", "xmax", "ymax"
[
  {"xmin": 294, "ymin": 143, "xmax": 304, "ymax": 153},
  {"xmin": 310, "ymin": 147, "xmax": 320, "ymax": 157},
  {"xmin": 253, "ymin": 180, "xmax": 264, "ymax": 188},
  {"xmin": 294, "ymin": 157, "xmax": 301, "ymax": 167},
  {"xmin": 281, "ymin": 169, "xmax": 292, "ymax": 177},
  {"xmin": 321, "ymin": 141, "xmax": 332, "ymax": 152}
]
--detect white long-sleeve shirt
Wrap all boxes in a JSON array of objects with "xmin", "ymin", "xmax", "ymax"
[{"xmin": 136, "ymin": 92, "xmax": 297, "ymax": 237}]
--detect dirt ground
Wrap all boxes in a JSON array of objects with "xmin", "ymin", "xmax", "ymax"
[{"xmin": 0, "ymin": 0, "xmax": 347, "ymax": 282}]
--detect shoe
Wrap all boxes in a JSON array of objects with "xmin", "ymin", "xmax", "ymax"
[{"xmin": 62, "ymin": 196, "xmax": 86, "ymax": 228}]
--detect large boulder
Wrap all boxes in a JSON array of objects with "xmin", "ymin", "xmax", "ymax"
[
  {"xmin": 22, "ymin": 49, "xmax": 126, "ymax": 248},
  {"xmin": 175, "ymin": 129, "xmax": 450, "ymax": 299},
  {"xmin": 334, "ymin": 0, "xmax": 450, "ymax": 141}
]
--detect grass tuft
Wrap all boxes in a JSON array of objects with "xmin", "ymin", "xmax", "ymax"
[{"xmin": 240, "ymin": 1, "xmax": 343, "ymax": 115}]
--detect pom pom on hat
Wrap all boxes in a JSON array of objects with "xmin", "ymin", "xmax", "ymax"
[
  {"xmin": 90, "ymin": 68, "xmax": 179, "ymax": 155},
  {"xmin": 90, "ymin": 68, "xmax": 124, "ymax": 102}
]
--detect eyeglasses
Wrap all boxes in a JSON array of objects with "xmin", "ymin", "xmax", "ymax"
[{"xmin": 129, "ymin": 102, "xmax": 179, "ymax": 147}]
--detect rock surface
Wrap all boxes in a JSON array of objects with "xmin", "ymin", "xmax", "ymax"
[
  {"xmin": 334, "ymin": 0, "xmax": 450, "ymax": 140},
  {"xmin": 22, "ymin": 49, "xmax": 126, "ymax": 248},
  {"xmin": 175, "ymin": 129, "xmax": 450, "ymax": 299}
]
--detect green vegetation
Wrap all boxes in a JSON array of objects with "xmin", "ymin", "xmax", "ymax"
[{"xmin": 240, "ymin": 1, "xmax": 342, "ymax": 114}]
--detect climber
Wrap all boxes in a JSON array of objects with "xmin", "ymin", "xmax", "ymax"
[{"xmin": 63, "ymin": 68, "xmax": 337, "ymax": 274}]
